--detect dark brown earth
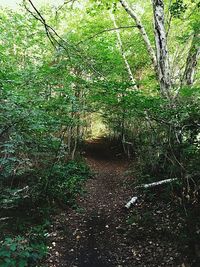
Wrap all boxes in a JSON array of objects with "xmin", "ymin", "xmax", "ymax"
[{"xmin": 46, "ymin": 138, "xmax": 186, "ymax": 267}]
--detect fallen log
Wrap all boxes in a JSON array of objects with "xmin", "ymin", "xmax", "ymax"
[
  {"xmin": 125, "ymin": 178, "xmax": 178, "ymax": 208},
  {"xmin": 135, "ymin": 178, "xmax": 178, "ymax": 189},
  {"xmin": 125, "ymin": 196, "xmax": 138, "ymax": 209}
]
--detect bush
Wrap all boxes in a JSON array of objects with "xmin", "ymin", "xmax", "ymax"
[
  {"xmin": 0, "ymin": 235, "xmax": 47, "ymax": 267},
  {"xmin": 33, "ymin": 160, "xmax": 91, "ymax": 204}
]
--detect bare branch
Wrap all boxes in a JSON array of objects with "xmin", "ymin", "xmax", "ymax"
[
  {"xmin": 23, "ymin": 0, "xmax": 107, "ymax": 78},
  {"xmin": 25, "ymin": 0, "xmax": 71, "ymax": 57},
  {"xmin": 55, "ymin": 0, "xmax": 76, "ymax": 16}
]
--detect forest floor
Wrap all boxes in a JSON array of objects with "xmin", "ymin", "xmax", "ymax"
[{"xmin": 46, "ymin": 138, "xmax": 186, "ymax": 267}]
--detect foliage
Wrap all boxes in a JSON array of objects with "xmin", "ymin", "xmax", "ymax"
[
  {"xmin": 33, "ymin": 160, "xmax": 91, "ymax": 204},
  {"xmin": 170, "ymin": 0, "xmax": 187, "ymax": 18},
  {"xmin": 0, "ymin": 235, "xmax": 47, "ymax": 267},
  {"xmin": 0, "ymin": 0, "xmax": 199, "ymax": 264},
  {"xmin": 102, "ymin": 86, "xmax": 200, "ymax": 193}
]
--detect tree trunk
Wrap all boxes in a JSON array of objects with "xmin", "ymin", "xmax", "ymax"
[
  {"xmin": 183, "ymin": 32, "xmax": 200, "ymax": 86},
  {"xmin": 152, "ymin": 0, "xmax": 171, "ymax": 98},
  {"xmin": 120, "ymin": 0, "xmax": 157, "ymax": 73},
  {"xmin": 110, "ymin": 12, "xmax": 138, "ymax": 88}
]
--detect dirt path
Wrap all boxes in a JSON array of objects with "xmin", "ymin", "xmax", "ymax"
[{"xmin": 46, "ymin": 138, "xmax": 183, "ymax": 267}]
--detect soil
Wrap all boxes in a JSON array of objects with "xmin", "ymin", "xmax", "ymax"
[{"xmin": 46, "ymin": 138, "xmax": 185, "ymax": 267}]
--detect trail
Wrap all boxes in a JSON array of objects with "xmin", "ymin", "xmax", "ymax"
[{"xmin": 46, "ymin": 138, "xmax": 183, "ymax": 267}]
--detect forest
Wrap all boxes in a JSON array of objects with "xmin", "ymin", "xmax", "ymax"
[{"xmin": 0, "ymin": 0, "xmax": 199, "ymax": 266}]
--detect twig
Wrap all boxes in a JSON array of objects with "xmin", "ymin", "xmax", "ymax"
[
  {"xmin": 55, "ymin": 0, "xmax": 76, "ymax": 16},
  {"xmin": 77, "ymin": 25, "xmax": 138, "ymax": 45}
]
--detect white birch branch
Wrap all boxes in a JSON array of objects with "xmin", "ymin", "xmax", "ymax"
[
  {"xmin": 120, "ymin": 0, "xmax": 157, "ymax": 72},
  {"xmin": 110, "ymin": 12, "xmax": 137, "ymax": 88},
  {"xmin": 0, "ymin": 217, "xmax": 12, "ymax": 221},
  {"xmin": 125, "ymin": 196, "xmax": 138, "ymax": 209},
  {"xmin": 13, "ymin": 186, "xmax": 29, "ymax": 196},
  {"xmin": 136, "ymin": 178, "xmax": 178, "ymax": 189},
  {"xmin": 125, "ymin": 178, "xmax": 178, "ymax": 208}
]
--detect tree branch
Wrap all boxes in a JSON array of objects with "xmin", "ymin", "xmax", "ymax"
[
  {"xmin": 24, "ymin": 0, "xmax": 71, "ymax": 57},
  {"xmin": 110, "ymin": 12, "xmax": 138, "ymax": 88},
  {"xmin": 55, "ymin": 0, "xmax": 77, "ymax": 16},
  {"xmin": 23, "ymin": 0, "xmax": 107, "ymax": 79},
  {"xmin": 182, "ymin": 32, "xmax": 200, "ymax": 86},
  {"xmin": 77, "ymin": 25, "xmax": 138, "ymax": 45},
  {"xmin": 119, "ymin": 0, "xmax": 157, "ymax": 72}
]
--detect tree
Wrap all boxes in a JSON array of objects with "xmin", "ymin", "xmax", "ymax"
[
  {"xmin": 119, "ymin": 0, "xmax": 157, "ymax": 73},
  {"xmin": 119, "ymin": 0, "xmax": 200, "ymax": 96},
  {"xmin": 110, "ymin": 12, "xmax": 138, "ymax": 87},
  {"xmin": 152, "ymin": 0, "xmax": 171, "ymax": 98},
  {"xmin": 183, "ymin": 32, "xmax": 200, "ymax": 85}
]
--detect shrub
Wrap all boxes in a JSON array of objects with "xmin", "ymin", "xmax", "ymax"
[
  {"xmin": 0, "ymin": 235, "xmax": 47, "ymax": 267},
  {"xmin": 33, "ymin": 160, "xmax": 91, "ymax": 204}
]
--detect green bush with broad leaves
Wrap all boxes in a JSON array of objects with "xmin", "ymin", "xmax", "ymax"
[
  {"xmin": 33, "ymin": 161, "xmax": 91, "ymax": 204},
  {"xmin": 0, "ymin": 235, "xmax": 47, "ymax": 267}
]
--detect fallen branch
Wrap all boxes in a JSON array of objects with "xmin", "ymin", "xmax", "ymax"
[
  {"xmin": 13, "ymin": 186, "xmax": 29, "ymax": 196},
  {"xmin": 125, "ymin": 178, "xmax": 178, "ymax": 208},
  {"xmin": 136, "ymin": 178, "xmax": 178, "ymax": 189},
  {"xmin": 125, "ymin": 196, "xmax": 138, "ymax": 209},
  {"xmin": 0, "ymin": 217, "xmax": 12, "ymax": 222}
]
